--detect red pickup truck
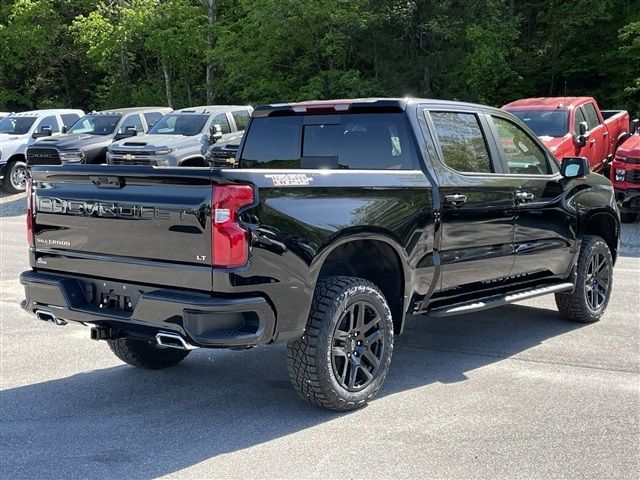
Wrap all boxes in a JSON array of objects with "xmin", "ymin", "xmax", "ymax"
[
  {"xmin": 502, "ymin": 97, "xmax": 630, "ymax": 173},
  {"xmin": 611, "ymin": 119, "xmax": 640, "ymax": 223}
]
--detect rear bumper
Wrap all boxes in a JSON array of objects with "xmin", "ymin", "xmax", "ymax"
[
  {"xmin": 615, "ymin": 188, "xmax": 640, "ymax": 213},
  {"xmin": 0, "ymin": 162, "xmax": 6, "ymax": 180},
  {"xmin": 20, "ymin": 270, "xmax": 276, "ymax": 348}
]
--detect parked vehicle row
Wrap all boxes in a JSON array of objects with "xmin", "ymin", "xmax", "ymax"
[
  {"xmin": 0, "ymin": 109, "xmax": 84, "ymax": 193},
  {"xmin": 21, "ymin": 97, "xmax": 621, "ymax": 411},
  {"xmin": 1, "ymin": 105, "xmax": 252, "ymax": 193},
  {"xmin": 26, "ymin": 107, "xmax": 172, "ymax": 168}
]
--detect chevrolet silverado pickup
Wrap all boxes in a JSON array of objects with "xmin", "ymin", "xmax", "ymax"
[
  {"xmin": 611, "ymin": 119, "xmax": 640, "ymax": 222},
  {"xmin": 502, "ymin": 97, "xmax": 630, "ymax": 173},
  {"xmin": 21, "ymin": 98, "xmax": 620, "ymax": 411},
  {"xmin": 26, "ymin": 107, "xmax": 172, "ymax": 167}
]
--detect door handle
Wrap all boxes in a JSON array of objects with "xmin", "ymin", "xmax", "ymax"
[
  {"xmin": 444, "ymin": 194, "xmax": 467, "ymax": 206},
  {"xmin": 516, "ymin": 191, "xmax": 534, "ymax": 202}
]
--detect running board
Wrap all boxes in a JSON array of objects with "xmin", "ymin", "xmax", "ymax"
[{"xmin": 428, "ymin": 282, "xmax": 574, "ymax": 317}]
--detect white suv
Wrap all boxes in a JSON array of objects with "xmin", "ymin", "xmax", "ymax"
[{"xmin": 0, "ymin": 109, "xmax": 84, "ymax": 193}]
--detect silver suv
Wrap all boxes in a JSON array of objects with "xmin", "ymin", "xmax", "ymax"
[{"xmin": 106, "ymin": 105, "xmax": 252, "ymax": 167}]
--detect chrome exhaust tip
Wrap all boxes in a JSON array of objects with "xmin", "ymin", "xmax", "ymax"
[
  {"xmin": 155, "ymin": 332, "xmax": 197, "ymax": 350},
  {"xmin": 35, "ymin": 309, "xmax": 67, "ymax": 326}
]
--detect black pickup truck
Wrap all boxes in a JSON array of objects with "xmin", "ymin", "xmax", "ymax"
[{"xmin": 21, "ymin": 98, "xmax": 620, "ymax": 411}]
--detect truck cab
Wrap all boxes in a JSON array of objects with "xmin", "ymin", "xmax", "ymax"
[
  {"xmin": 26, "ymin": 107, "xmax": 172, "ymax": 167},
  {"xmin": 502, "ymin": 97, "xmax": 629, "ymax": 173},
  {"xmin": 106, "ymin": 106, "xmax": 252, "ymax": 167},
  {"xmin": 611, "ymin": 119, "xmax": 640, "ymax": 222},
  {"xmin": 0, "ymin": 109, "xmax": 84, "ymax": 193}
]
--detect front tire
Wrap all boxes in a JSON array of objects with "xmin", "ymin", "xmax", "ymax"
[
  {"xmin": 107, "ymin": 338, "xmax": 190, "ymax": 369},
  {"xmin": 555, "ymin": 235, "xmax": 613, "ymax": 323},
  {"xmin": 287, "ymin": 276, "xmax": 394, "ymax": 411},
  {"xmin": 3, "ymin": 160, "xmax": 28, "ymax": 194}
]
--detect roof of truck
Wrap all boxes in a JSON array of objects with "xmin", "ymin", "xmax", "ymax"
[
  {"xmin": 90, "ymin": 107, "xmax": 173, "ymax": 115},
  {"xmin": 252, "ymin": 97, "xmax": 505, "ymax": 117},
  {"xmin": 173, "ymin": 105, "xmax": 252, "ymax": 114},
  {"xmin": 502, "ymin": 97, "xmax": 595, "ymax": 110},
  {"xmin": 8, "ymin": 109, "xmax": 84, "ymax": 117}
]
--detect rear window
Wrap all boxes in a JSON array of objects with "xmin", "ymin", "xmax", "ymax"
[{"xmin": 240, "ymin": 113, "xmax": 416, "ymax": 169}]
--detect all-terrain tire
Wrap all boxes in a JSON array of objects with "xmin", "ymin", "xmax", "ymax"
[
  {"xmin": 287, "ymin": 276, "xmax": 394, "ymax": 411},
  {"xmin": 555, "ymin": 235, "xmax": 613, "ymax": 323},
  {"xmin": 107, "ymin": 338, "xmax": 190, "ymax": 369}
]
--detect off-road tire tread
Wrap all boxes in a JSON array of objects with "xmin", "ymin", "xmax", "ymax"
[
  {"xmin": 555, "ymin": 235, "xmax": 612, "ymax": 323},
  {"xmin": 287, "ymin": 276, "xmax": 393, "ymax": 412},
  {"xmin": 107, "ymin": 338, "xmax": 189, "ymax": 369}
]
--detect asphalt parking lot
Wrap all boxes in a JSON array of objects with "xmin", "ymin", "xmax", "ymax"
[{"xmin": 1, "ymin": 191, "xmax": 639, "ymax": 479}]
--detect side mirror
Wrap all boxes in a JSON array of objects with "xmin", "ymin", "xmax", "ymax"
[
  {"xmin": 561, "ymin": 156, "xmax": 589, "ymax": 179},
  {"xmin": 631, "ymin": 118, "xmax": 639, "ymax": 135},
  {"xmin": 578, "ymin": 121, "xmax": 588, "ymax": 136},
  {"xmin": 62, "ymin": 125, "xmax": 68, "ymax": 134},
  {"xmin": 32, "ymin": 126, "xmax": 53, "ymax": 139},
  {"xmin": 115, "ymin": 126, "xmax": 138, "ymax": 140},
  {"xmin": 574, "ymin": 121, "xmax": 589, "ymax": 147},
  {"xmin": 210, "ymin": 124, "xmax": 223, "ymax": 143}
]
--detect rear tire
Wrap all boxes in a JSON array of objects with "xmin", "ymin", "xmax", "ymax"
[
  {"xmin": 107, "ymin": 338, "xmax": 190, "ymax": 369},
  {"xmin": 620, "ymin": 212, "xmax": 638, "ymax": 223},
  {"xmin": 555, "ymin": 235, "xmax": 613, "ymax": 323},
  {"xmin": 287, "ymin": 276, "xmax": 394, "ymax": 411},
  {"xmin": 3, "ymin": 160, "xmax": 28, "ymax": 194}
]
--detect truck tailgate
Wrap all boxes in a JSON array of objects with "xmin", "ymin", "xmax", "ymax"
[{"xmin": 30, "ymin": 166, "xmax": 215, "ymax": 291}]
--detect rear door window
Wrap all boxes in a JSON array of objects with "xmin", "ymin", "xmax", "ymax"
[
  {"xmin": 240, "ymin": 113, "xmax": 416, "ymax": 169},
  {"xmin": 429, "ymin": 111, "xmax": 492, "ymax": 173}
]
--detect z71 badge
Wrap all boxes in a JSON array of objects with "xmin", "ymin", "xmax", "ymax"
[{"xmin": 265, "ymin": 173, "xmax": 313, "ymax": 186}]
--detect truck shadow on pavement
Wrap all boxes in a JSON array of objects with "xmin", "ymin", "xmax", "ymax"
[{"xmin": 0, "ymin": 304, "xmax": 585, "ymax": 479}]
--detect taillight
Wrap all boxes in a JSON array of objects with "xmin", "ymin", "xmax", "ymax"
[
  {"xmin": 212, "ymin": 184, "xmax": 254, "ymax": 268},
  {"xmin": 26, "ymin": 177, "xmax": 34, "ymax": 247}
]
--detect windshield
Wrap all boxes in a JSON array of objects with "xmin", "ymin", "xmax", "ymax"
[
  {"xmin": 508, "ymin": 109, "xmax": 569, "ymax": 137},
  {"xmin": 148, "ymin": 114, "xmax": 208, "ymax": 136},
  {"xmin": 67, "ymin": 114, "xmax": 122, "ymax": 135},
  {"xmin": 0, "ymin": 117, "xmax": 36, "ymax": 135}
]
